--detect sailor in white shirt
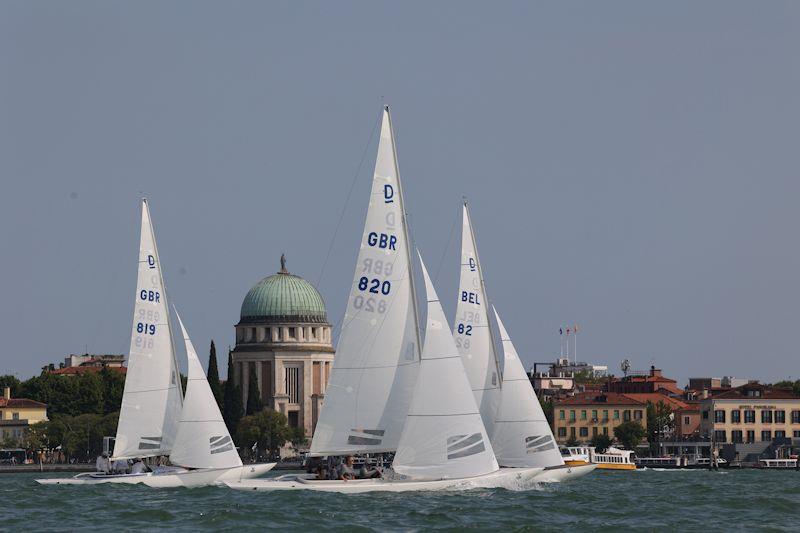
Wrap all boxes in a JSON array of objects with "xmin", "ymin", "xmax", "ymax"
[
  {"xmin": 95, "ymin": 453, "xmax": 110, "ymax": 474},
  {"xmin": 130, "ymin": 458, "xmax": 147, "ymax": 475}
]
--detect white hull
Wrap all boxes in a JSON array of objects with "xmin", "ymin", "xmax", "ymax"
[
  {"xmin": 530, "ymin": 463, "xmax": 597, "ymax": 483},
  {"xmin": 36, "ymin": 463, "xmax": 276, "ymax": 488},
  {"xmin": 224, "ymin": 467, "xmax": 543, "ymax": 493}
]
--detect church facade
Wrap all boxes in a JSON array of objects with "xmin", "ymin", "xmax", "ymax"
[{"xmin": 230, "ymin": 256, "xmax": 334, "ymax": 439}]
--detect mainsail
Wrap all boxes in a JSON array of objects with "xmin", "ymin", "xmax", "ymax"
[
  {"xmin": 492, "ymin": 307, "xmax": 564, "ymax": 468},
  {"xmin": 170, "ymin": 312, "xmax": 242, "ymax": 470},
  {"xmin": 310, "ymin": 106, "xmax": 421, "ymax": 455},
  {"xmin": 113, "ymin": 199, "xmax": 183, "ymax": 460},
  {"xmin": 453, "ymin": 203, "xmax": 502, "ymax": 437},
  {"xmin": 393, "ymin": 254, "xmax": 499, "ymax": 480}
]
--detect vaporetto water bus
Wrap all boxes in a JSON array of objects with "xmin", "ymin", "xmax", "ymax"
[{"xmin": 563, "ymin": 446, "xmax": 636, "ymax": 470}]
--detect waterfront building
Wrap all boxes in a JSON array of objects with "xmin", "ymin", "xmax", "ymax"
[
  {"xmin": 606, "ymin": 366, "xmax": 682, "ymax": 396},
  {"xmin": 42, "ymin": 354, "xmax": 126, "ymax": 376},
  {"xmin": 529, "ymin": 358, "xmax": 609, "ymax": 398},
  {"xmin": 699, "ymin": 382, "xmax": 800, "ymax": 446},
  {"xmin": 0, "ymin": 387, "xmax": 47, "ymax": 443},
  {"xmin": 674, "ymin": 402, "xmax": 702, "ymax": 438},
  {"xmin": 230, "ymin": 257, "xmax": 334, "ymax": 439},
  {"xmin": 553, "ymin": 393, "xmax": 647, "ymax": 445}
]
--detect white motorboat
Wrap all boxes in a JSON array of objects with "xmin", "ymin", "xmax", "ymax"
[{"xmin": 37, "ymin": 200, "xmax": 274, "ymax": 487}]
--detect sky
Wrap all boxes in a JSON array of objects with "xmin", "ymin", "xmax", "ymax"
[{"xmin": 1, "ymin": 1, "xmax": 798, "ymax": 386}]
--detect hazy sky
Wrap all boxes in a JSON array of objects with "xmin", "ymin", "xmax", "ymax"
[{"xmin": 2, "ymin": 1, "xmax": 798, "ymax": 385}]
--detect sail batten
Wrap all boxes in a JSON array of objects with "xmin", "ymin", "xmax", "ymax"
[
  {"xmin": 492, "ymin": 307, "xmax": 565, "ymax": 468},
  {"xmin": 310, "ymin": 106, "xmax": 420, "ymax": 456},
  {"xmin": 112, "ymin": 199, "xmax": 183, "ymax": 460},
  {"xmin": 453, "ymin": 203, "xmax": 502, "ymax": 438}
]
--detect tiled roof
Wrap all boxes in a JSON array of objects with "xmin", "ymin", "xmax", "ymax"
[
  {"xmin": 0, "ymin": 398, "xmax": 47, "ymax": 409},
  {"xmin": 50, "ymin": 366, "xmax": 127, "ymax": 375},
  {"xmin": 624, "ymin": 393, "xmax": 689, "ymax": 410},
  {"xmin": 709, "ymin": 384, "xmax": 800, "ymax": 400},
  {"xmin": 555, "ymin": 392, "xmax": 645, "ymax": 406}
]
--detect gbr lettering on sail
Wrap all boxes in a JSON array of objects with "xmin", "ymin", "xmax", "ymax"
[{"xmin": 353, "ymin": 183, "xmax": 398, "ymax": 314}]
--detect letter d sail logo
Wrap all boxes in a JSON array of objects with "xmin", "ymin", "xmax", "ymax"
[{"xmin": 384, "ymin": 184, "xmax": 394, "ymax": 204}]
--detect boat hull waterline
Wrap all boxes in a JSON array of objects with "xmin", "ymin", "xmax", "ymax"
[
  {"xmin": 35, "ymin": 463, "xmax": 276, "ymax": 487},
  {"xmin": 225, "ymin": 467, "xmax": 545, "ymax": 493}
]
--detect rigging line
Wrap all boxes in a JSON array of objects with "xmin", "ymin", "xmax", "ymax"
[
  {"xmin": 315, "ymin": 111, "xmax": 382, "ymax": 288},
  {"xmin": 433, "ymin": 200, "xmax": 460, "ymax": 284}
]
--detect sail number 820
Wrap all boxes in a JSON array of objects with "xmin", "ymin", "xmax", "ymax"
[{"xmin": 358, "ymin": 277, "xmax": 391, "ymax": 295}]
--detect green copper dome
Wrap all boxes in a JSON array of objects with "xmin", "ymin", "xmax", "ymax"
[{"xmin": 240, "ymin": 256, "xmax": 328, "ymax": 324}]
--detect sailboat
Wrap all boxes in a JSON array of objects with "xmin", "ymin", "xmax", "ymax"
[
  {"xmin": 224, "ymin": 107, "xmax": 542, "ymax": 493},
  {"xmin": 454, "ymin": 203, "xmax": 595, "ymax": 482},
  {"xmin": 37, "ymin": 200, "xmax": 275, "ymax": 487}
]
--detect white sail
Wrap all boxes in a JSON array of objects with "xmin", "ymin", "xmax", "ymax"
[
  {"xmin": 310, "ymin": 106, "xmax": 421, "ymax": 456},
  {"xmin": 393, "ymin": 254, "xmax": 498, "ymax": 480},
  {"xmin": 170, "ymin": 312, "xmax": 243, "ymax": 470},
  {"xmin": 453, "ymin": 203, "xmax": 501, "ymax": 437},
  {"xmin": 113, "ymin": 199, "xmax": 183, "ymax": 460},
  {"xmin": 492, "ymin": 307, "xmax": 564, "ymax": 468}
]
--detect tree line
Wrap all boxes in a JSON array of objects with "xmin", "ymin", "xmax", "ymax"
[{"xmin": 1, "ymin": 341, "xmax": 303, "ymax": 461}]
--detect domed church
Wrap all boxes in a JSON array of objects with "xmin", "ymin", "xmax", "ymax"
[{"xmin": 230, "ymin": 255, "xmax": 334, "ymax": 439}]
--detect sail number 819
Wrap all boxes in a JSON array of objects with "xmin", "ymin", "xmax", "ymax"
[
  {"xmin": 136, "ymin": 322, "xmax": 156, "ymax": 335},
  {"xmin": 358, "ymin": 277, "xmax": 391, "ymax": 295}
]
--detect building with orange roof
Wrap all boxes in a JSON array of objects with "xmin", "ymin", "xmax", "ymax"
[
  {"xmin": 0, "ymin": 387, "xmax": 48, "ymax": 443},
  {"xmin": 553, "ymin": 392, "xmax": 647, "ymax": 445}
]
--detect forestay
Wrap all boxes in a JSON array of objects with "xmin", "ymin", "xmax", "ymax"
[
  {"xmin": 113, "ymin": 199, "xmax": 183, "ymax": 460},
  {"xmin": 491, "ymin": 307, "xmax": 564, "ymax": 468},
  {"xmin": 393, "ymin": 254, "xmax": 499, "ymax": 480},
  {"xmin": 170, "ymin": 312, "xmax": 242, "ymax": 470},
  {"xmin": 310, "ymin": 106, "xmax": 421, "ymax": 456},
  {"xmin": 453, "ymin": 203, "xmax": 501, "ymax": 437}
]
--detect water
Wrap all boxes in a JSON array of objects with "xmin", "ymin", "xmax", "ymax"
[{"xmin": 2, "ymin": 469, "xmax": 799, "ymax": 531}]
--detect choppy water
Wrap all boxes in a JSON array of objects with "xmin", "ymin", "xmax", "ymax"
[{"xmin": 2, "ymin": 469, "xmax": 799, "ymax": 531}]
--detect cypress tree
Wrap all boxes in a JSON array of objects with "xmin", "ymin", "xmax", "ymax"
[
  {"xmin": 223, "ymin": 351, "xmax": 243, "ymax": 436},
  {"xmin": 246, "ymin": 368, "xmax": 263, "ymax": 415},
  {"xmin": 207, "ymin": 340, "xmax": 223, "ymax": 408}
]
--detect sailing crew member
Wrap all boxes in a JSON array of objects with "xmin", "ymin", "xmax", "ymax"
[
  {"xmin": 338, "ymin": 456, "xmax": 356, "ymax": 480},
  {"xmin": 95, "ymin": 453, "xmax": 110, "ymax": 474},
  {"xmin": 130, "ymin": 458, "xmax": 146, "ymax": 474},
  {"xmin": 112, "ymin": 457, "xmax": 130, "ymax": 474}
]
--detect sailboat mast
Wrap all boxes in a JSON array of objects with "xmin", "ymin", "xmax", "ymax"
[
  {"xmin": 385, "ymin": 105, "xmax": 423, "ymax": 357},
  {"xmin": 143, "ymin": 198, "xmax": 184, "ymax": 403},
  {"xmin": 464, "ymin": 201, "xmax": 503, "ymax": 383}
]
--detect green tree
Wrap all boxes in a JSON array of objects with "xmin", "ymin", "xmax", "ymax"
[
  {"xmin": 207, "ymin": 340, "xmax": 223, "ymax": 408},
  {"xmin": 565, "ymin": 435, "xmax": 579, "ymax": 447},
  {"xmin": 99, "ymin": 367, "xmax": 125, "ymax": 415},
  {"xmin": 772, "ymin": 380, "xmax": 800, "ymax": 396},
  {"xmin": 20, "ymin": 373, "xmax": 103, "ymax": 417},
  {"xmin": 614, "ymin": 421, "xmax": 646, "ymax": 450},
  {"xmin": 223, "ymin": 352, "xmax": 243, "ymax": 436},
  {"xmin": 590, "ymin": 433, "xmax": 613, "ymax": 453},
  {"xmin": 33, "ymin": 412, "xmax": 119, "ymax": 461},
  {"xmin": 646, "ymin": 401, "xmax": 674, "ymax": 454},
  {"xmin": 0, "ymin": 375, "xmax": 21, "ymax": 396},
  {"xmin": 236, "ymin": 410, "xmax": 293, "ymax": 458},
  {"xmin": 246, "ymin": 369, "xmax": 263, "ymax": 415}
]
